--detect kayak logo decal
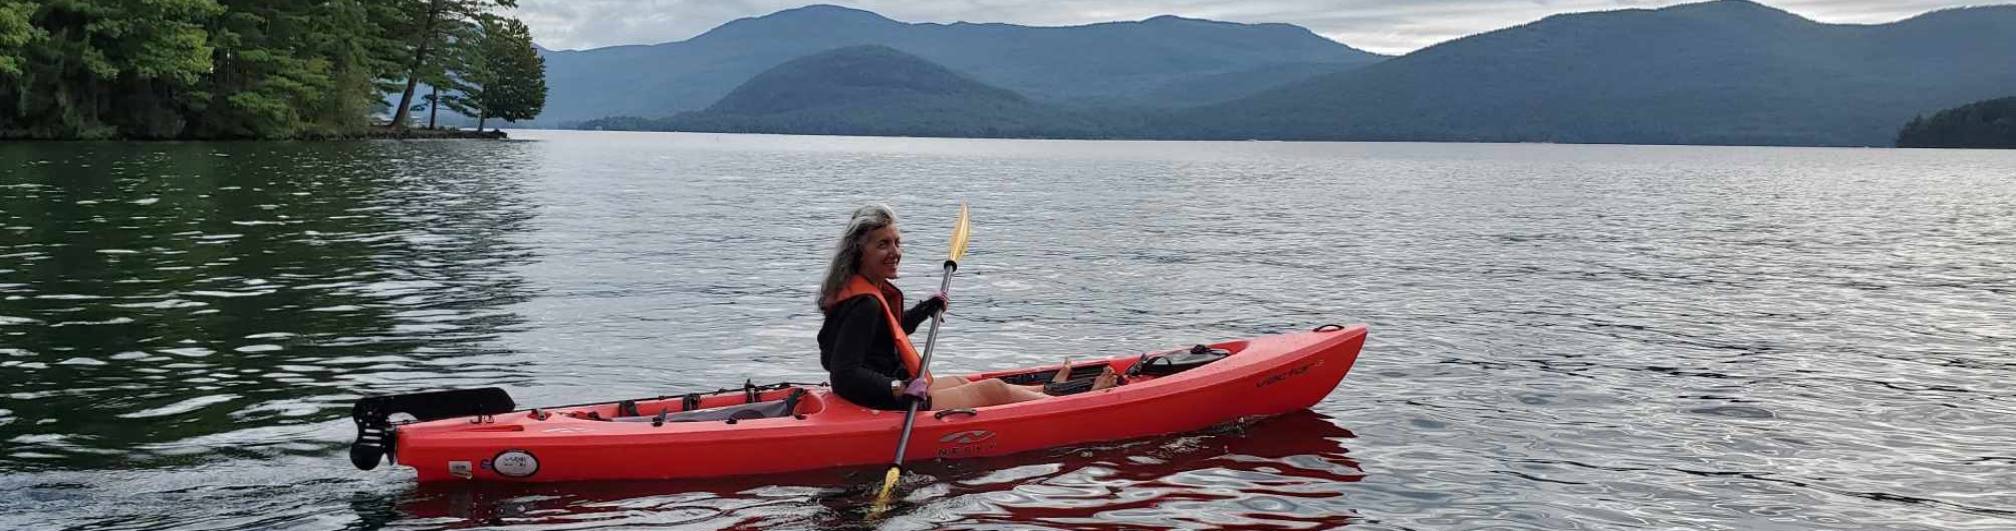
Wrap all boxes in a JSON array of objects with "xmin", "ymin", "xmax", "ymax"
[
  {"xmin": 937, "ymin": 429, "xmax": 998, "ymax": 458},
  {"xmin": 1256, "ymin": 362, "xmax": 1316, "ymax": 388},
  {"xmin": 939, "ymin": 430, "xmax": 996, "ymax": 445}
]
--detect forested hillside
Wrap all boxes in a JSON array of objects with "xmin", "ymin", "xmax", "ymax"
[
  {"xmin": 1170, "ymin": 0, "xmax": 2016, "ymax": 146},
  {"xmin": 0, "ymin": 0, "xmax": 546, "ymax": 139},
  {"xmin": 1897, "ymin": 97, "xmax": 2016, "ymax": 149}
]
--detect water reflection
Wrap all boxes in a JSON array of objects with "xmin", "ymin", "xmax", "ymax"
[
  {"xmin": 0, "ymin": 141, "xmax": 540, "ymax": 470},
  {"xmin": 380, "ymin": 411, "xmax": 1360, "ymax": 529}
]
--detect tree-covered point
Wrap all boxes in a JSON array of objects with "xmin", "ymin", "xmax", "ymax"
[
  {"xmin": 1897, "ymin": 97, "xmax": 2016, "ymax": 149},
  {"xmin": 0, "ymin": 0, "xmax": 547, "ymax": 140}
]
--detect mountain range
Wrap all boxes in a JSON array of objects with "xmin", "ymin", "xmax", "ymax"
[
  {"xmin": 1174, "ymin": 0, "xmax": 2016, "ymax": 146},
  {"xmin": 535, "ymin": 4, "xmax": 1383, "ymax": 127},
  {"xmin": 549, "ymin": 1, "xmax": 2016, "ymax": 147}
]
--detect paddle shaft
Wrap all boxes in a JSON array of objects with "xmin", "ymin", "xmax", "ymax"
[{"xmin": 889, "ymin": 260, "xmax": 957, "ymax": 467}]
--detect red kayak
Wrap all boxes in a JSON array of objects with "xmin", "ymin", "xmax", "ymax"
[{"xmin": 349, "ymin": 324, "xmax": 1366, "ymax": 483}]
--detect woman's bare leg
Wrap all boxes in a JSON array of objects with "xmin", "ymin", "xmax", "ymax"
[
  {"xmin": 927, "ymin": 375, "xmax": 970, "ymax": 392},
  {"xmin": 928, "ymin": 379, "xmax": 1048, "ymax": 410}
]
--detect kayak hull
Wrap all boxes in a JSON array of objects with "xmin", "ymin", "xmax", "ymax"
[{"xmin": 388, "ymin": 325, "xmax": 1366, "ymax": 483}]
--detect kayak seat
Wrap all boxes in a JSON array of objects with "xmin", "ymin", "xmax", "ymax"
[{"xmin": 1125, "ymin": 345, "xmax": 1233, "ymax": 378}]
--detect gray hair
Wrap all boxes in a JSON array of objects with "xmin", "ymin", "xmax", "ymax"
[{"xmin": 818, "ymin": 204, "xmax": 898, "ymax": 311}]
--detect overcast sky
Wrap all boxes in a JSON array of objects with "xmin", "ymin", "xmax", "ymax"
[{"xmin": 514, "ymin": 0, "xmax": 1999, "ymax": 55}]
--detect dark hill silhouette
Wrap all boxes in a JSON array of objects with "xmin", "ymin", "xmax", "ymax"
[
  {"xmin": 1171, "ymin": 0, "xmax": 2016, "ymax": 146},
  {"xmin": 580, "ymin": 46, "xmax": 1111, "ymax": 138},
  {"xmin": 702, "ymin": 45, "xmax": 1026, "ymax": 115},
  {"xmin": 1897, "ymin": 96, "xmax": 2016, "ymax": 149}
]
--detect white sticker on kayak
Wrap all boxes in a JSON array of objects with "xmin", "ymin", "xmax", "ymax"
[
  {"xmin": 492, "ymin": 450, "xmax": 539, "ymax": 478},
  {"xmin": 448, "ymin": 461, "xmax": 473, "ymax": 479}
]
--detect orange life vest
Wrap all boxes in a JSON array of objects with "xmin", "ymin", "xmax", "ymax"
[{"xmin": 834, "ymin": 275, "xmax": 926, "ymax": 380}]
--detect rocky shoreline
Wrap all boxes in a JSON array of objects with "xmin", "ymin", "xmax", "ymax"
[{"xmin": 348, "ymin": 128, "xmax": 510, "ymax": 140}]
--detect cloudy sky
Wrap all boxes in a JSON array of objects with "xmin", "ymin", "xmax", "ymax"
[{"xmin": 514, "ymin": 0, "xmax": 1997, "ymax": 54}]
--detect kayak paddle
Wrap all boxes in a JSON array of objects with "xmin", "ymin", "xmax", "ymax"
[{"xmin": 874, "ymin": 202, "xmax": 971, "ymax": 509}]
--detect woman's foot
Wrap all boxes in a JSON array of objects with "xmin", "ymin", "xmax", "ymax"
[
  {"xmin": 1088, "ymin": 367, "xmax": 1120, "ymax": 391},
  {"xmin": 1052, "ymin": 357, "xmax": 1073, "ymax": 384}
]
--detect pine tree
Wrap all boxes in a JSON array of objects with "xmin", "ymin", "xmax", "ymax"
[
  {"xmin": 459, "ymin": 15, "xmax": 544, "ymax": 131},
  {"xmin": 386, "ymin": 0, "xmax": 514, "ymax": 130}
]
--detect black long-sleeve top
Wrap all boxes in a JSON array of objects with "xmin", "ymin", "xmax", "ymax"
[{"xmin": 818, "ymin": 282, "xmax": 940, "ymax": 410}]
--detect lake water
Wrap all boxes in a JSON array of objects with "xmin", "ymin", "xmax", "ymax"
[{"xmin": 2, "ymin": 130, "xmax": 2013, "ymax": 530}]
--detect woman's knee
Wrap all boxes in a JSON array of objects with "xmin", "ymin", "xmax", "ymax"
[
  {"xmin": 930, "ymin": 375, "xmax": 970, "ymax": 391},
  {"xmin": 978, "ymin": 379, "xmax": 1023, "ymax": 402}
]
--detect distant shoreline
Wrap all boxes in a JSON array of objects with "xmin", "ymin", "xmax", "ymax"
[
  {"xmin": 559, "ymin": 127, "xmax": 1936, "ymax": 149},
  {"xmin": 553, "ymin": 127, "xmax": 2016, "ymax": 150}
]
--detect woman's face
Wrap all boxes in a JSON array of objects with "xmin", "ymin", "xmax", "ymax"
[{"xmin": 858, "ymin": 225, "xmax": 902, "ymax": 280}]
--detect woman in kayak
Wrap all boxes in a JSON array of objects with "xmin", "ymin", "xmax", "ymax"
[{"xmin": 818, "ymin": 205, "xmax": 1114, "ymax": 411}]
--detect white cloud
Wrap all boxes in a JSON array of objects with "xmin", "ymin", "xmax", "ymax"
[{"xmin": 514, "ymin": 0, "xmax": 2005, "ymax": 54}]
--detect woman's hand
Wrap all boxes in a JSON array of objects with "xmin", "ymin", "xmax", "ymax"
[
  {"xmin": 922, "ymin": 290, "xmax": 949, "ymax": 314},
  {"xmin": 900, "ymin": 378, "xmax": 931, "ymax": 402}
]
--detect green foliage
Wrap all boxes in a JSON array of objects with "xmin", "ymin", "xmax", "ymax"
[
  {"xmin": 0, "ymin": 1, "xmax": 45, "ymax": 77},
  {"xmin": 2, "ymin": 0, "xmax": 534, "ymax": 139},
  {"xmin": 3, "ymin": 0, "xmax": 222, "ymax": 138},
  {"xmin": 199, "ymin": 1, "xmax": 335, "ymax": 137},
  {"xmin": 463, "ymin": 16, "xmax": 544, "ymax": 128},
  {"xmin": 384, "ymin": 0, "xmax": 516, "ymax": 130},
  {"xmin": 1896, "ymin": 97, "xmax": 2016, "ymax": 149}
]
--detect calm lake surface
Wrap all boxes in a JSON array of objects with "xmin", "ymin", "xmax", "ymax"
[{"xmin": 2, "ymin": 130, "xmax": 2013, "ymax": 530}]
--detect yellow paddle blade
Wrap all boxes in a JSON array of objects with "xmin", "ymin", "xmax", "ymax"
[
  {"xmin": 946, "ymin": 202, "xmax": 971, "ymax": 264},
  {"xmin": 875, "ymin": 466, "xmax": 901, "ymax": 503}
]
